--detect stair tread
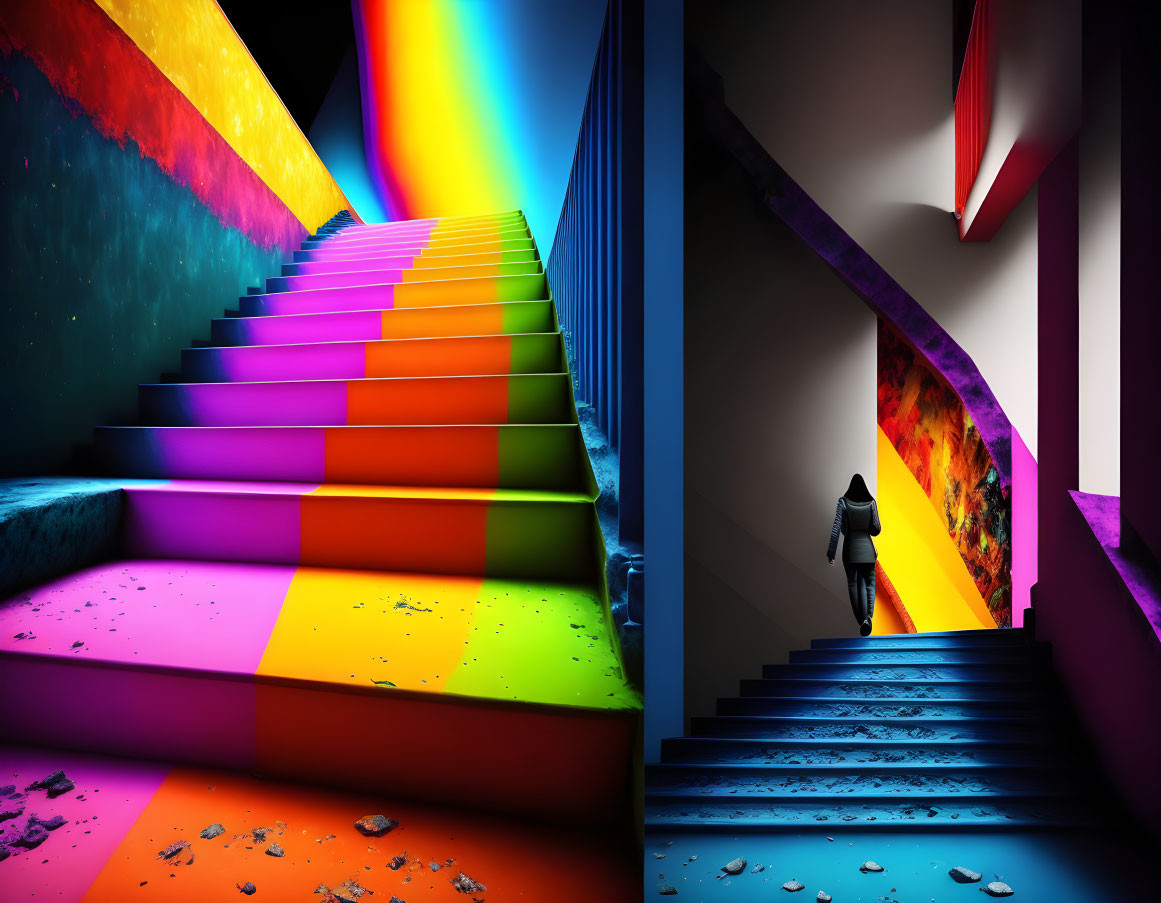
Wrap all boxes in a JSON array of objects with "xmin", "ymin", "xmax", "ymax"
[
  {"xmin": 122, "ymin": 478, "xmax": 595, "ymax": 503},
  {"xmin": 0, "ymin": 558, "xmax": 638, "ymax": 713}
]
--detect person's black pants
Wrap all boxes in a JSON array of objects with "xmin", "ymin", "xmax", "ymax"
[{"xmin": 844, "ymin": 562, "xmax": 876, "ymax": 625}]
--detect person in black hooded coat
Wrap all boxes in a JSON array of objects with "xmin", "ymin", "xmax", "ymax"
[{"xmin": 826, "ymin": 473, "xmax": 882, "ymax": 636}]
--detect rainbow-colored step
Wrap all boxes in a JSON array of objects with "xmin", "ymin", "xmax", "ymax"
[{"xmin": 0, "ymin": 210, "xmax": 640, "ymax": 827}]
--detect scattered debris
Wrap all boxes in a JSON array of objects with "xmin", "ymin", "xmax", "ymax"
[
  {"xmin": 265, "ymin": 843, "xmax": 285, "ymax": 858},
  {"xmin": 24, "ymin": 770, "xmax": 75, "ymax": 799},
  {"xmin": 659, "ymin": 887, "xmax": 678, "ymax": 896},
  {"xmin": 450, "ymin": 872, "xmax": 487, "ymax": 894},
  {"xmin": 156, "ymin": 840, "xmax": 191, "ymax": 861},
  {"xmin": 654, "ymin": 853, "xmax": 666, "ymax": 859},
  {"xmin": 950, "ymin": 866, "xmax": 983, "ymax": 884},
  {"xmin": 387, "ymin": 854, "xmax": 407, "ymax": 870},
  {"xmin": 860, "ymin": 861, "xmax": 885, "ymax": 873},
  {"xmin": 322, "ymin": 879, "xmax": 372, "ymax": 902},
  {"xmin": 750, "ymin": 864, "xmax": 765, "ymax": 873},
  {"xmin": 982, "ymin": 881, "xmax": 1015, "ymax": 897},
  {"xmin": 783, "ymin": 879, "xmax": 806, "ymax": 892},
  {"xmin": 237, "ymin": 881, "xmax": 257, "ymax": 895},
  {"xmin": 817, "ymin": 893, "xmax": 832, "ymax": 902},
  {"xmin": 200, "ymin": 824, "xmax": 225, "ymax": 840},
  {"xmin": 720, "ymin": 857, "xmax": 747, "ymax": 876},
  {"xmin": 0, "ymin": 804, "xmax": 24, "ymax": 823},
  {"xmin": 251, "ymin": 827, "xmax": 274, "ymax": 844},
  {"xmin": 429, "ymin": 861, "xmax": 441, "ymax": 871},
  {"xmin": 354, "ymin": 814, "xmax": 398, "ymax": 837}
]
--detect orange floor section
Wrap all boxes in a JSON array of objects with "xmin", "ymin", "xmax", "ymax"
[{"xmin": 82, "ymin": 766, "xmax": 638, "ymax": 902}]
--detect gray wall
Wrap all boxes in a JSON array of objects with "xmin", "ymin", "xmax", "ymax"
[{"xmin": 684, "ymin": 141, "xmax": 876, "ymax": 724}]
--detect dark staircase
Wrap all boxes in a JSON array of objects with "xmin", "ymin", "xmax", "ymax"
[{"xmin": 645, "ymin": 628, "xmax": 1100, "ymax": 830}]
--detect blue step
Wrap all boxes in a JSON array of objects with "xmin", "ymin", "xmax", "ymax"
[
  {"xmin": 659, "ymin": 737, "xmax": 1048, "ymax": 766},
  {"xmin": 716, "ymin": 696, "xmax": 1039, "ymax": 718},
  {"xmin": 761, "ymin": 662, "xmax": 1039, "ymax": 680},
  {"xmin": 789, "ymin": 645, "xmax": 1048, "ymax": 664},
  {"xmin": 739, "ymin": 678, "xmax": 1044, "ymax": 699},
  {"xmin": 688, "ymin": 715, "xmax": 1056, "ymax": 742}
]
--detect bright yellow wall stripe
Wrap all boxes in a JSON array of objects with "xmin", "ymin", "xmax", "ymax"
[
  {"xmin": 876, "ymin": 427, "xmax": 995, "ymax": 632},
  {"xmin": 94, "ymin": 0, "xmax": 352, "ymax": 231}
]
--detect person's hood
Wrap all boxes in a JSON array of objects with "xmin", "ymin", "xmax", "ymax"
[{"xmin": 844, "ymin": 473, "xmax": 873, "ymax": 503}]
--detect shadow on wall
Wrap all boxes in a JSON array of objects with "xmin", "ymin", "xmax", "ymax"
[{"xmin": 683, "ymin": 113, "xmax": 877, "ymax": 725}]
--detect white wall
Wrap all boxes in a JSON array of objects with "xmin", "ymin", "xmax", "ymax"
[
  {"xmin": 1077, "ymin": 20, "xmax": 1120, "ymax": 496},
  {"xmin": 685, "ymin": 136, "xmax": 877, "ymax": 722},
  {"xmin": 689, "ymin": 0, "xmax": 1040, "ymax": 457}
]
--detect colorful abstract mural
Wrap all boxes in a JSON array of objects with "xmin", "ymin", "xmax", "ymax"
[{"xmin": 877, "ymin": 320, "xmax": 1012, "ymax": 627}]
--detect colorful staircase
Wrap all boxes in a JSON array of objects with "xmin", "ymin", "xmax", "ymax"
[
  {"xmin": 645, "ymin": 627, "xmax": 1099, "ymax": 829},
  {"xmin": 1, "ymin": 210, "xmax": 640, "ymax": 830}
]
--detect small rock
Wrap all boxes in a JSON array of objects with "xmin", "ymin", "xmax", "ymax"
[
  {"xmin": 71, "ymin": 641, "xmax": 84, "ymax": 648},
  {"xmin": 387, "ymin": 854, "xmax": 407, "ymax": 870},
  {"xmin": 0, "ymin": 804, "xmax": 24, "ymax": 823},
  {"xmin": 25, "ymin": 771, "xmax": 75, "ymax": 798},
  {"xmin": 860, "ymin": 861, "xmax": 885, "ymax": 873},
  {"xmin": 0, "ymin": 785, "xmax": 14, "ymax": 796},
  {"xmin": 721, "ymin": 857, "xmax": 747, "ymax": 875},
  {"xmin": 157, "ymin": 840, "xmax": 191, "ymax": 860},
  {"xmin": 783, "ymin": 879, "xmax": 806, "ymax": 892},
  {"xmin": 950, "ymin": 866, "xmax": 982, "ymax": 884},
  {"xmin": 751, "ymin": 864, "xmax": 765, "ymax": 873},
  {"xmin": 250, "ymin": 826, "xmax": 274, "ymax": 844},
  {"xmin": 331, "ymin": 879, "xmax": 371, "ymax": 902},
  {"xmin": 265, "ymin": 843, "xmax": 284, "ymax": 858},
  {"xmin": 817, "ymin": 893, "xmax": 832, "ymax": 902},
  {"xmin": 200, "ymin": 823, "xmax": 225, "ymax": 839},
  {"xmin": 16, "ymin": 824, "xmax": 48, "ymax": 849},
  {"xmin": 354, "ymin": 814, "xmax": 398, "ymax": 836},
  {"xmin": 28, "ymin": 814, "xmax": 66, "ymax": 831},
  {"xmin": 982, "ymin": 881, "xmax": 1014, "ymax": 897},
  {"xmin": 0, "ymin": 845, "xmax": 9, "ymax": 863},
  {"xmin": 429, "ymin": 861, "xmax": 441, "ymax": 871},
  {"xmin": 450, "ymin": 872, "xmax": 487, "ymax": 894},
  {"xmin": 660, "ymin": 887, "xmax": 678, "ymax": 896},
  {"xmin": 238, "ymin": 881, "xmax": 257, "ymax": 895}
]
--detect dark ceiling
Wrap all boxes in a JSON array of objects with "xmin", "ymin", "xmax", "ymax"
[{"xmin": 218, "ymin": 0, "xmax": 355, "ymax": 133}]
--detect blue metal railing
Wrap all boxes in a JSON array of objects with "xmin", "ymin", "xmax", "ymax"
[{"xmin": 547, "ymin": 0, "xmax": 643, "ymax": 545}]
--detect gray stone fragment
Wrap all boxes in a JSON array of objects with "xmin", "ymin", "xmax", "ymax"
[
  {"xmin": 238, "ymin": 881, "xmax": 257, "ymax": 895},
  {"xmin": 157, "ymin": 840, "xmax": 190, "ymax": 860},
  {"xmin": 250, "ymin": 826, "xmax": 273, "ymax": 844},
  {"xmin": 199, "ymin": 823, "xmax": 225, "ymax": 840},
  {"xmin": 387, "ymin": 854, "xmax": 407, "ymax": 870},
  {"xmin": 721, "ymin": 857, "xmax": 747, "ymax": 875},
  {"xmin": 265, "ymin": 843, "xmax": 284, "ymax": 858},
  {"xmin": 982, "ymin": 881, "xmax": 1014, "ymax": 897},
  {"xmin": 860, "ymin": 860, "xmax": 885, "ymax": 873},
  {"xmin": 817, "ymin": 893, "xmax": 832, "ymax": 902},
  {"xmin": 354, "ymin": 813, "xmax": 398, "ymax": 836},
  {"xmin": 950, "ymin": 866, "xmax": 982, "ymax": 883},
  {"xmin": 782, "ymin": 878, "xmax": 805, "ymax": 892},
  {"xmin": 450, "ymin": 872, "xmax": 487, "ymax": 894}
]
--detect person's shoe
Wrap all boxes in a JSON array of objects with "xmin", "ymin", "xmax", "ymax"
[{"xmin": 859, "ymin": 618, "xmax": 873, "ymax": 637}]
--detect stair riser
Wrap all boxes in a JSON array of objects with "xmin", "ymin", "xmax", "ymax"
[
  {"xmin": 645, "ymin": 766, "xmax": 1069, "ymax": 795},
  {"xmin": 740, "ymin": 679, "xmax": 1042, "ymax": 700},
  {"xmin": 717, "ymin": 698, "xmax": 1040, "ymax": 718},
  {"xmin": 659, "ymin": 741, "xmax": 1048, "ymax": 766},
  {"xmin": 812, "ymin": 631, "xmax": 1030, "ymax": 648},
  {"xmin": 0, "ymin": 655, "xmax": 631, "ymax": 824},
  {"xmin": 182, "ymin": 334, "xmax": 561, "ymax": 383},
  {"xmin": 139, "ymin": 374, "xmax": 572, "ymax": 427},
  {"xmin": 265, "ymin": 261, "xmax": 543, "ymax": 294},
  {"xmin": 282, "ymin": 249, "xmax": 539, "ymax": 277},
  {"xmin": 643, "ymin": 800, "xmax": 1091, "ymax": 829},
  {"xmin": 211, "ymin": 300, "xmax": 556, "ymax": 346},
  {"xmin": 790, "ymin": 647, "xmax": 1045, "ymax": 664},
  {"xmin": 688, "ymin": 717, "xmax": 1053, "ymax": 742},
  {"xmin": 292, "ymin": 237, "xmax": 536, "ymax": 263},
  {"xmin": 239, "ymin": 273, "xmax": 549, "ymax": 316},
  {"xmin": 123, "ymin": 488, "xmax": 594, "ymax": 579},
  {"xmin": 97, "ymin": 426, "xmax": 584, "ymax": 490},
  {"xmin": 763, "ymin": 663, "xmax": 1038, "ymax": 680}
]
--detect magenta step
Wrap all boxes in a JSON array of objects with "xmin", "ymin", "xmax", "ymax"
[
  {"xmin": 264, "ymin": 259, "xmax": 543, "ymax": 293},
  {"xmin": 139, "ymin": 373, "xmax": 572, "ymax": 426},
  {"xmin": 210, "ymin": 299, "xmax": 556, "ymax": 346},
  {"xmin": 181, "ymin": 332, "xmax": 562, "ymax": 382},
  {"xmin": 117, "ymin": 481, "xmax": 595, "ymax": 579},
  {"xmin": 95, "ymin": 424, "xmax": 583, "ymax": 489}
]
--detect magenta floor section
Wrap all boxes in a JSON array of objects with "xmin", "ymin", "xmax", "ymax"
[
  {"xmin": 0, "ymin": 559, "xmax": 294, "ymax": 673},
  {"xmin": 0, "ymin": 745, "xmax": 167, "ymax": 901}
]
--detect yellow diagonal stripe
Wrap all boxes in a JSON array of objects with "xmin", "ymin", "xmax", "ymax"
[{"xmin": 95, "ymin": 0, "xmax": 352, "ymax": 231}]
